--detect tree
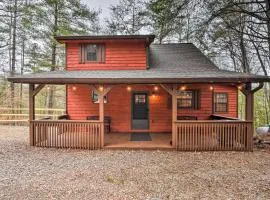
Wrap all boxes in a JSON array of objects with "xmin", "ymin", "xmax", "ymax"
[
  {"xmin": 25, "ymin": 0, "xmax": 100, "ymax": 109},
  {"xmin": 147, "ymin": 0, "xmax": 188, "ymax": 43},
  {"xmin": 105, "ymin": 0, "xmax": 149, "ymax": 34}
]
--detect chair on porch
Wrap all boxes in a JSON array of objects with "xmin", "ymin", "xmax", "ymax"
[{"xmin": 86, "ymin": 116, "xmax": 111, "ymax": 133}]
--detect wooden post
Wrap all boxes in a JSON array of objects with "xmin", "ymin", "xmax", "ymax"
[
  {"xmin": 29, "ymin": 84, "xmax": 35, "ymax": 146},
  {"xmin": 160, "ymin": 84, "xmax": 177, "ymax": 148},
  {"xmin": 99, "ymin": 93, "xmax": 105, "ymax": 148},
  {"xmin": 245, "ymin": 83, "xmax": 254, "ymax": 122},
  {"xmin": 29, "ymin": 84, "xmax": 45, "ymax": 146},
  {"xmin": 172, "ymin": 87, "xmax": 177, "ymax": 148},
  {"xmin": 90, "ymin": 85, "xmax": 112, "ymax": 148}
]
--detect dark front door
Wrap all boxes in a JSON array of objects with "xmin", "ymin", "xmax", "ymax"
[{"xmin": 132, "ymin": 92, "xmax": 149, "ymax": 129}]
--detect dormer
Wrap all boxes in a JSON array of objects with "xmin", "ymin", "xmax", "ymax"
[{"xmin": 55, "ymin": 35, "xmax": 155, "ymax": 71}]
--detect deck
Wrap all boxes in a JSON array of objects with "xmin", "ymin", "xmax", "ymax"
[{"xmin": 104, "ymin": 133, "xmax": 172, "ymax": 149}]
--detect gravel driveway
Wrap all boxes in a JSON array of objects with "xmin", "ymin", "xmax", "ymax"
[{"xmin": 0, "ymin": 126, "xmax": 270, "ymax": 200}]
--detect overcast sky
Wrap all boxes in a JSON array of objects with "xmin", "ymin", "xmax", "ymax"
[{"xmin": 82, "ymin": 0, "xmax": 119, "ymax": 19}]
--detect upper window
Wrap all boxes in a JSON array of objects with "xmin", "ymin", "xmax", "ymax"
[
  {"xmin": 177, "ymin": 90, "xmax": 200, "ymax": 109},
  {"xmin": 80, "ymin": 44, "xmax": 105, "ymax": 63},
  {"xmin": 214, "ymin": 93, "xmax": 228, "ymax": 112}
]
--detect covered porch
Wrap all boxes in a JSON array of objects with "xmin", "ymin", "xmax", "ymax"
[
  {"xmin": 26, "ymin": 82, "xmax": 257, "ymax": 151},
  {"xmin": 7, "ymin": 69, "xmax": 270, "ymax": 151}
]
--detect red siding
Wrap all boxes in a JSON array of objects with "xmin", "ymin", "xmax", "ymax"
[
  {"xmin": 66, "ymin": 40, "xmax": 147, "ymax": 70},
  {"xmin": 67, "ymin": 84, "xmax": 238, "ymax": 133}
]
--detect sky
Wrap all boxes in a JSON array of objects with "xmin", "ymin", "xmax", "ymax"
[{"xmin": 82, "ymin": 0, "xmax": 119, "ymax": 19}]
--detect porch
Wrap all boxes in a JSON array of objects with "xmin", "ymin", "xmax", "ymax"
[{"xmin": 8, "ymin": 69, "xmax": 268, "ymax": 151}]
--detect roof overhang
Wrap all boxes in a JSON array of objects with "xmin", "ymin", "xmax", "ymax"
[
  {"xmin": 55, "ymin": 34, "xmax": 156, "ymax": 45},
  {"xmin": 7, "ymin": 70, "xmax": 270, "ymax": 85}
]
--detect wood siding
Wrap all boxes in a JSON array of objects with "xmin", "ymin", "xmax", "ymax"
[
  {"xmin": 67, "ymin": 84, "xmax": 238, "ymax": 133},
  {"xmin": 66, "ymin": 40, "xmax": 147, "ymax": 70}
]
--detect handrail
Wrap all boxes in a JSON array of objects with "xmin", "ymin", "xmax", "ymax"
[
  {"xmin": 31, "ymin": 120, "xmax": 101, "ymax": 123},
  {"xmin": 174, "ymin": 120, "xmax": 252, "ymax": 123}
]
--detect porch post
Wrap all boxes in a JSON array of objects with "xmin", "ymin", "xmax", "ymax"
[
  {"xmin": 245, "ymin": 83, "xmax": 254, "ymax": 122},
  {"xmin": 29, "ymin": 84, "xmax": 35, "ymax": 146},
  {"xmin": 172, "ymin": 87, "xmax": 177, "ymax": 147},
  {"xmin": 92, "ymin": 85, "xmax": 112, "ymax": 148},
  {"xmin": 99, "ymin": 93, "xmax": 105, "ymax": 148},
  {"xmin": 160, "ymin": 84, "xmax": 177, "ymax": 148}
]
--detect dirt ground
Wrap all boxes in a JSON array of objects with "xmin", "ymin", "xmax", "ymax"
[{"xmin": 0, "ymin": 125, "xmax": 269, "ymax": 200}]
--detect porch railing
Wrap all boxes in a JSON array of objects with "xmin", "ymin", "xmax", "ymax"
[
  {"xmin": 31, "ymin": 120, "xmax": 103, "ymax": 149},
  {"xmin": 175, "ymin": 120, "xmax": 253, "ymax": 151}
]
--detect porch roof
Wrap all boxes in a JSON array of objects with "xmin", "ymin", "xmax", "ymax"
[
  {"xmin": 7, "ymin": 69, "xmax": 269, "ymax": 84},
  {"xmin": 7, "ymin": 43, "xmax": 270, "ymax": 84}
]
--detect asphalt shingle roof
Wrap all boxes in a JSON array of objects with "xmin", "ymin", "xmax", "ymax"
[{"xmin": 8, "ymin": 43, "xmax": 270, "ymax": 84}]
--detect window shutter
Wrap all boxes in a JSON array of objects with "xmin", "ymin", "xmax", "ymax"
[
  {"xmin": 194, "ymin": 90, "xmax": 201, "ymax": 110},
  {"xmin": 79, "ymin": 44, "xmax": 85, "ymax": 64}
]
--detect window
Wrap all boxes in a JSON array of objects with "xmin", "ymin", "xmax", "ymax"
[
  {"xmin": 214, "ymin": 93, "xmax": 228, "ymax": 112},
  {"xmin": 92, "ymin": 90, "xmax": 108, "ymax": 104},
  {"xmin": 80, "ymin": 44, "xmax": 105, "ymax": 63},
  {"xmin": 176, "ymin": 90, "xmax": 200, "ymax": 109},
  {"xmin": 135, "ymin": 94, "xmax": 146, "ymax": 104}
]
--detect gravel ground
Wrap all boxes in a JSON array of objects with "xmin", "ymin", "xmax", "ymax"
[{"xmin": 0, "ymin": 126, "xmax": 270, "ymax": 200}]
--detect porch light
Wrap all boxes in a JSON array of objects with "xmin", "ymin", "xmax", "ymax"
[
  {"xmin": 237, "ymin": 85, "xmax": 243, "ymax": 90},
  {"xmin": 154, "ymin": 86, "xmax": 159, "ymax": 91},
  {"xmin": 99, "ymin": 86, "xmax": 104, "ymax": 91},
  {"xmin": 72, "ymin": 86, "xmax": 77, "ymax": 91},
  {"xmin": 180, "ymin": 86, "xmax": 187, "ymax": 91},
  {"xmin": 127, "ymin": 86, "xmax": 132, "ymax": 91},
  {"xmin": 209, "ymin": 86, "xmax": 214, "ymax": 91}
]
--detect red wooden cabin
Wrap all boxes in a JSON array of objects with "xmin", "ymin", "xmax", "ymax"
[{"xmin": 8, "ymin": 35, "xmax": 270, "ymax": 151}]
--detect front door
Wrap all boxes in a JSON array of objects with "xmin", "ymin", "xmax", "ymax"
[{"xmin": 132, "ymin": 92, "xmax": 149, "ymax": 130}]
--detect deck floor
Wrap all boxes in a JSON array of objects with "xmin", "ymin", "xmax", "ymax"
[{"xmin": 104, "ymin": 132, "xmax": 172, "ymax": 149}]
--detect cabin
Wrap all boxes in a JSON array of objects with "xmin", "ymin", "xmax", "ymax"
[{"xmin": 8, "ymin": 35, "xmax": 270, "ymax": 151}]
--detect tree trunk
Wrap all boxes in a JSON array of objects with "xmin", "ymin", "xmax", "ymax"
[
  {"xmin": 48, "ymin": 2, "xmax": 58, "ymax": 112},
  {"xmin": 11, "ymin": 0, "xmax": 18, "ymax": 110}
]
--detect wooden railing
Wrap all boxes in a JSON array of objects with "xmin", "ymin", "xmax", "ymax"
[
  {"xmin": 175, "ymin": 120, "xmax": 253, "ymax": 151},
  {"xmin": 31, "ymin": 120, "xmax": 103, "ymax": 149}
]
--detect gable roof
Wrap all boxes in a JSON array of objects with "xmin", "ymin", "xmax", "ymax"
[{"xmin": 8, "ymin": 43, "xmax": 270, "ymax": 84}]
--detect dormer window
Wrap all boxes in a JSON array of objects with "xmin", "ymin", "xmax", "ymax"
[{"xmin": 80, "ymin": 44, "xmax": 105, "ymax": 63}]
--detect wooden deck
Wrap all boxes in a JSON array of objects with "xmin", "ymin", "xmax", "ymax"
[{"xmin": 104, "ymin": 133, "xmax": 172, "ymax": 149}]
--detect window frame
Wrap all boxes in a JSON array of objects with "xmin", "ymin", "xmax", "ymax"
[
  {"xmin": 91, "ymin": 90, "xmax": 108, "ymax": 104},
  {"xmin": 176, "ymin": 90, "xmax": 200, "ymax": 109},
  {"xmin": 80, "ymin": 43, "xmax": 105, "ymax": 64},
  {"xmin": 213, "ymin": 92, "xmax": 228, "ymax": 113}
]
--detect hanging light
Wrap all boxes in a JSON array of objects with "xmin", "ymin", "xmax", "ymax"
[{"xmin": 154, "ymin": 86, "xmax": 159, "ymax": 91}]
